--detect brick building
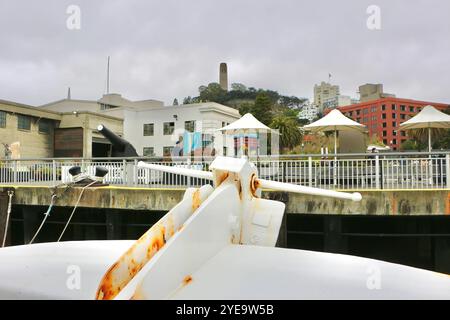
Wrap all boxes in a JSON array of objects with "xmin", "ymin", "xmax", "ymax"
[{"xmin": 335, "ymin": 98, "xmax": 450, "ymax": 150}]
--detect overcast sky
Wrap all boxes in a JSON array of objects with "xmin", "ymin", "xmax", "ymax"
[{"xmin": 0, "ymin": 0, "xmax": 449, "ymax": 106}]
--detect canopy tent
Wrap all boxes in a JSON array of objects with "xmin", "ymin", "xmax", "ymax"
[
  {"xmin": 400, "ymin": 105, "xmax": 450, "ymax": 152},
  {"xmin": 302, "ymin": 109, "xmax": 367, "ymax": 154},
  {"xmin": 218, "ymin": 113, "xmax": 277, "ymax": 157}
]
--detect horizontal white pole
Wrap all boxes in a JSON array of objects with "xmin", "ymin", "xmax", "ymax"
[
  {"xmin": 258, "ymin": 179, "xmax": 362, "ymax": 202},
  {"xmin": 137, "ymin": 161, "xmax": 214, "ymax": 180}
]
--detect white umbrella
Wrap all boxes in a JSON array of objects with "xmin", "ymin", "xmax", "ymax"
[
  {"xmin": 303, "ymin": 109, "xmax": 367, "ymax": 154},
  {"xmin": 219, "ymin": 113, "xmax": 274, "ymax": 134},
  {"xmin": 219, "ymin": 113, "xmax": 277, "ymax": 157},
  {"xmin": 400, "ymin": 105, "xmax": 450, "ymax": 152}
]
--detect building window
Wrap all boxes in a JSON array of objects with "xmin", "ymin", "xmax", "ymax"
[
  {"xmin": 143, "ymin": 147, "xmax": 155, "ymax": 157},
  {"xmin": 0, "ymin": 111, "xmax": 6, "ymax": 128},
  {"xmin": 17, "ymin": 115, "xmax": 31, "ymax": 131},
  {"xmin": 393, "ymin": 130, "xmax": 397, "ymax": 136},
  {"xmin": 363, "ymin": 109, "xmax": 368, "ymax": 115},
  {"xmin": 400, "ymin": 114, "xmax": 406, "ymax": 120},
  {"xmin": 392, "ymin": 104, "xmax": 396, "ymax": 110},
  {"xmin": 371, "ymin": 116, "xmax": 377, "ymax": 121},
  {"xmin": 392, "ymin": 121, "xmax": 397, "ymax": 127},
  {"xmin": 371, "ymin": 106, "xmax": 377, "ymax": 113},
  {"xmin": 401, "ymin": 131, "xmax": 406, "ymax": 137},
  {"xmin": 393, "ymin": 139, "xmax": 397, "ymax": 145},
  {"xmin": 382, "ymin": 131, "xmax": 387, "ymax": 137},
  {"xmin": 163, "ymin": 146, "xmax": 174, "ymax": 157},
  {"xmin": 38, "ymin": 119, "xmax": 51, "ymax": 134},
  {"xmin": 372, "ymin": 123, "xmax": 377, "ymax": 129},
  {"xmin": 392, "ymin": 113, "xmax": 396, "ymax": 119},
  {"xmin": 143, "ymin": 123, "xmax": 154, "ymax": 136},
  {"xmin": 100, "ymin": 104, "xmax": 118, "ymax": 110},
  {"xmin": 382, "ymin": 113, "xmax": 386, "ymax": 119},
  {"xmin": 382, "ymin": 122, "xmax": 387, "ymax": 128},
  {"xmin": 184, "ymin": 120, "xmax": 195, "ymax": 133},
  {"xmin": 348, "ymin": 111, "xmax": 353, "ymax": 117},
  {"xmin": 356, "ymin": 118, "xmax": 361, "ymax": 123},
  {"xmin": 400, "ymin": 105, "xmax": 406, "ymax": 111},
  {"xmin": 163, "ymin": 122, "xmax": 175, "ymax": 135},
  {"xmin": 383, "ymin": 139, "xmax": 387, "ymax": 144},
  {"xmin": 356, "ymin": 110, "xmax": 360, "ymax": 116},
  {"xmin": 409, "ymin": 106, "xmax": 414, "ymax": 112},
  {"xmin": 381, "ymin": 104, "xmax": 386, "ymax": 111}
]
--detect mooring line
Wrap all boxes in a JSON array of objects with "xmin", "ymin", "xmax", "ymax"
[
  {"xmin": 1, "ymin": 190, "xmax": 14, "ymax": 247},
  {"xmin": 29, "ymin": 193, "xmax": 57, "ymax": 244},
  {"xmin": 57, "ymin": 180, "xmax": 98, "ymax": 242}
]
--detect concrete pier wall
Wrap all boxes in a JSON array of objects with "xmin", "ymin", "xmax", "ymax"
[{"xmin": 1, "ymin": 186, "xmax": 449, "ymax": 216}]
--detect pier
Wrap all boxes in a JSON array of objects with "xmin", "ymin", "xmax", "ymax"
[{"xmin": 1, "ymin": 152, "xmax": 450, "ymax": 274}]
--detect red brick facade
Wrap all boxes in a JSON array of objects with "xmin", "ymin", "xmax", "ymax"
[{"xmin": 333, "ymin": 98, "xmax": 450, "ymax": 150}]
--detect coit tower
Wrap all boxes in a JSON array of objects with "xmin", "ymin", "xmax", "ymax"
[{"xmin": 219, "ymin": 62, "xmax": 228, "ymax": 91}]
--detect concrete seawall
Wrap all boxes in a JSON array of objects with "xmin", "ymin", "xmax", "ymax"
[{"xmin": 1, "ymin": 185, "xmax": 449, "ymax": 216}]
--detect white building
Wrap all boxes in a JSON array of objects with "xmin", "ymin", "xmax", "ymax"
[
  {"xmin": 313, "ymin": 82, "xmax": 340, "ymax": 112},
  {"xmin": 102, "ymin": 102, "xmax": 240, "ymax": 157},
  {"xmin": 40, "ymin": 94, "xmax": 164, "ymax": 113},
  {"xmin": 299, "ymin": 103, "xmax": 319, "ymax": 122},
  {"xmin": 322, "ymin": 95, "xmax": 352, "ymax": 110},
  {"xmin": 41, "ymin": 94, "xmax": 241, "ymax": 157}
]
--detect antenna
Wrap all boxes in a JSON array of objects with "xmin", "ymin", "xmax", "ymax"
[
  {"xmin": 106, "ymin": 56, "xmax": 110, "ymax": 94},
  {"xmin": 67, "ymin": 87, "xmax": 71, "ymax": 100}
]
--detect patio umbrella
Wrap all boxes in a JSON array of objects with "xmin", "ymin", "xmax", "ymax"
[
  {"xmin": 400, "ymin": 105, "xmax": 450, "ymax": 152},
  {"xmin": 219, "ymin": 113, "xmax": 277, "ymax": 157},
  {"xmin": 302, "ymin": 109, "xmax": 367, "ymax": 155}
]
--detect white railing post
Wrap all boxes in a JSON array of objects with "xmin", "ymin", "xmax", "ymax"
[
  {"xmin": 375, "ymin": 155, "xmax": 380, "ymax": 189},
  {"xmin": 133, "ymin": 159, "xmax": 138, "ymax": 186},
  {"xmin": 308, "ymin": 156, "xmax": 313, "ymax": 187},
  {"xmin": 446, "ymin": 154, "xmax": 450, "ymax": 189},
  {"xmin": 187, "ymin": 158, "xmax": 192, "ymax": 188},
  {"xmin": 13, "ymin": 160, "xmax": 17, "ymax": 183},
  {"xmin": 121, "ymin": 159, "xmax": 126, "ymax": 185},
  {"xmin": 52, "ymin": 160, "xmax": 57, "ymax": 184}
]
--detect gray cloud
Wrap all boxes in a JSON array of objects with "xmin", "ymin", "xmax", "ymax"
[{"xmin": 0, "ymin": 0, "xmax": 449, "ymax": 106}]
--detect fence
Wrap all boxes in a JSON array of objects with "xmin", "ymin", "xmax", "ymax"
[{"xmin": 0, "ymin": 152, "xmax": 449, "ymax": 190}]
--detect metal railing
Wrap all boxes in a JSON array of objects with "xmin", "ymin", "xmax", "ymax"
[{"xmin": 0, "ymin": 152, "xmax": 449, "ymax": 190}]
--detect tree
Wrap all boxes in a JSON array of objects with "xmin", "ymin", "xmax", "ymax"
[
  {"xmin": 253, "ymin": 92, "xmax": 273, "ymax": 125},
  {"xmin": 173, "ymin": 98, "xmax": 179, "ymax": 106},
  {"xmin": 183, "ymin": 96, "xmax": 193, "ymax": 104},
  {"xmin": 433, "ymin": 106, "xmax": 450, "ymax": 149},
  {"xmin": 198, "ymin": 83, "xmax": 228, "ymax": 104},
  {"xmin": 407, "ymin": 128, "xmax": 446, "ymax": 151},
  {"xmin": 281, "ymin": 107, "xmax": 300, "ymax": 121},
  {"xmin": 298, "ymin": 118, "xmax": 309, "ymax": 126},
  {"xmin": 367, "ymin": 134, "xmax": 385, "ymax": 147},
  {"xmin": 401, "ymin": 139, "xmax": 426, "ymax": 151},
  {"xmin": 270, "ymin": 115, "xmax": 302, "ymax": 151},
  {"xmin": 231, "ymin": 83, "xmax": 247, "ymax": 92},
  {"xmin": 279, "ymin": 95, "xmax": 305, "ymax": 108},
  {"xmin": 238, "ymin": 102, "xmax": 254, "ymax": 116}
]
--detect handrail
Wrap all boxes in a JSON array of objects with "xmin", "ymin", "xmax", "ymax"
[{"xmin": 0, "ymin": 151, "xmax": 449, "ymax": 162}]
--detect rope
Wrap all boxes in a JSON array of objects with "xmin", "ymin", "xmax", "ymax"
[
  {"xmin": 29, "ymin": 194, "xmax": 57, "ymax": 244},
  {"xmin": 1, "ymin": 190, "xmax": 14, "ymax": 247},
  {"xmin": 57, "ymin": 180, "xmax": 97, "ymax": 242}
]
